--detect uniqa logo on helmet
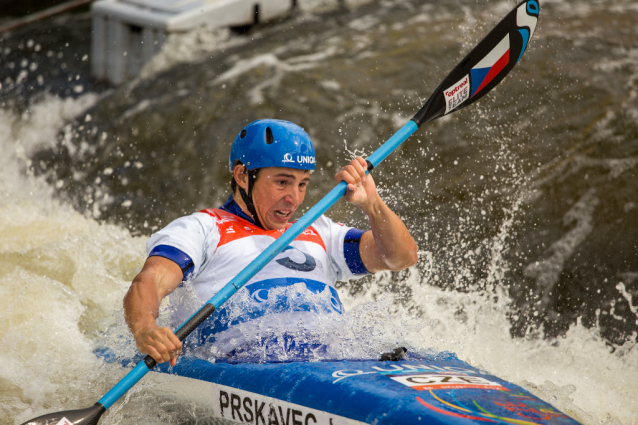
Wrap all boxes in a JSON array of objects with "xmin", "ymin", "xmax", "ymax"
[
  {"xmin": 282, "ymin": 153, "xmax": 316, "ymax": 165},
  {"xmin": 297, "ymin": 156, "xmax": 316, "ymax": 164}
]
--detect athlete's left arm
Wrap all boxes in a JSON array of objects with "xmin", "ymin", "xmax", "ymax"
[{"xmin": 335, "ymin": 156, "xmax": 418, "ymax": 273}]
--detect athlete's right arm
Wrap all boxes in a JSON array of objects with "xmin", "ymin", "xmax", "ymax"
[{"xmin": 123, "ymin": 256, "xmax": 184, "ymax": 366}]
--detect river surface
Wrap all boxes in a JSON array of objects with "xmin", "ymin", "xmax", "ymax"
[{"xmin": 1, "ymin": 0, "xmax": 637, "ymax": 424}]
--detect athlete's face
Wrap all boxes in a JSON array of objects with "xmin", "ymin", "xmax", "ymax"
[{"xmin": 252, "ymin": 167, "xmax": 311, "ymax": 230}]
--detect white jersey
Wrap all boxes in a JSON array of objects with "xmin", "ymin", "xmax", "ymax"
[{"xmin": 146, "ymin": 207, "xmax": 369, "ymax": 351}]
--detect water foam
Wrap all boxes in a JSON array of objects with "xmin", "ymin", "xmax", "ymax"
[{"xmin": 0, "ymin": 94, "xmax": 146, "ymax": 424}]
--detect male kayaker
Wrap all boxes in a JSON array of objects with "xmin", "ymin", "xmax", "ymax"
[{"xmin": 123, "ymin": 119, "xmax": 418, "ymax": 366}]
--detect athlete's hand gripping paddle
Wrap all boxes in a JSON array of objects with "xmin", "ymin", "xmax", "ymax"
[{"xmin": 22, "ymin": 2, "xmax": 539, "ymax": 424}]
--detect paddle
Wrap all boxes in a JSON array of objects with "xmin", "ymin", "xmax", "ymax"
[{"xmin": 22, "ymin": 1, "xmax": 539, "ymax": 423}]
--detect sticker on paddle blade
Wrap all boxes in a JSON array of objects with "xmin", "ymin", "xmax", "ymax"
[
  {"xmin": 55, "ymin": 418, "xmax": 73, "ymax": 425},
  {"xmin": 388, "ymin": 373, "xmax": 508, "ymax": 391},
  {"xmin": 443, "ymin": 75, "xmax": 470, "ymax": 114},
  {"xmin": 470, "ymin": 34, "xmax": 510, "ymax": 98}
]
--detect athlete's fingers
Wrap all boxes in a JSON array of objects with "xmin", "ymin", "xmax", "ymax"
[
  {"xmin": 144, "ymin": 329, "xmax": 174, "ymax": 363},
  {"xmin": 132, "ymin": 325, "xmax": 180, "ymax": 365},
  {"xmin": 145, "ymin": 345, "xmax": 165, "ymax": 364},
  {"xmin": 350, "ymin": 157, "xmax": 367, "ymax": 181},
  {"xmin": 357, "ymin": 157, "xmax": 369, "ymax": 179},
  {"xmin": 343, "ymin": 165, "xmax": 361, "ymax": 185},
  {"xmin": 162, "ymin": 340, "xmax": 176, "ymax": 355},
  {"xmin": 166, "ymin": 331, "xmax": 182, "ymax": 354},
  {"xmin": 165, "ymin": 330, "xmax": 182, "ymax": 364},
  {"xmin": 342, "ymin": 171, "xmax": 359, "ymax": 192},
  {"xmin": 155, "ymin": 342, "xmax": 172, "ymax": 363},
  {"xmin": 335, "ymin": 166, "xmax": 357, "ymax": 185},
  {"xmin": 157, "ymin": 329, "xmax": 182, "ymax": 367}
]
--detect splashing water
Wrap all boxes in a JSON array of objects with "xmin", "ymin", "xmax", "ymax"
[{"xmin": 0, "ymin": 95, "xmax": 145, "ymax": 424}]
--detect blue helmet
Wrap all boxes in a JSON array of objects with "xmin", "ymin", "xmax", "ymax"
[{"xmin": 229, "ymin": 119, "xmax": 316, "ymax": 172}]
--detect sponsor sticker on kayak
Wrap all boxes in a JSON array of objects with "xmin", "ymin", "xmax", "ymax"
[
  {"xmin": 387, "ymin": 373, "xmax": 508, "ymax": 391},
  {"xmin": 331, "ymin": 363, "xmax": 478, "ymax": 383},
  {"xmin": 55, "ymin": 418, "xmax": 73, "ymax": 425}
]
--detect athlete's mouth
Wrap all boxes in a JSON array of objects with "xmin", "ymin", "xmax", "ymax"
[{"xmin": 274, "ymin": 210, "xmax": 292, "ymax": 219}]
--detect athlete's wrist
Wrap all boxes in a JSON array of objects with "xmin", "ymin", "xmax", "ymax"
[{"xmin": 357, "ymin": 193, "xmax": 385, "ymax": 217}]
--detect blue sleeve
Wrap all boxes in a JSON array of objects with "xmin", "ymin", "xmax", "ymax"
[
  {"xmin": 343, "ymin": 228, "xmax": 371, "ymax": 275},
  {"xmin": 148, "ymin": 245, "xmax": 194, "ymax": 281}
]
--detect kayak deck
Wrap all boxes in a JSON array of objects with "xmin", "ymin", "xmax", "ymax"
[{"xmin": 147, "ymin": 354, "xmax": 579, "ymax": 425}]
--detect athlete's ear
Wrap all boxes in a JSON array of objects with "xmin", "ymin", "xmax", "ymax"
[{"xmin": 233, "ymin": 165, "xmax": 249, "ymax": 192}]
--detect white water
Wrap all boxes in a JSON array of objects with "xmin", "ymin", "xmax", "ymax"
[
  {"xmin": 0, "ymin": 95, "xmax": 146, "ymax": 424},
  {"xmin": 1, "ymin": 96, "xmax": 637, "ymax": 425}
]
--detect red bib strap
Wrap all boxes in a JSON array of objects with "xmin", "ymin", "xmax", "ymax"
[{"xmin": 199, "ymin": 209, "xmax": 326, "ymax": 251}]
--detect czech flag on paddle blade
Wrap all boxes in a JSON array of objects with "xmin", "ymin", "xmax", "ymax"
[{"xmin": 470, "ymin": 34, "xmax": 510, "ymax": 98}]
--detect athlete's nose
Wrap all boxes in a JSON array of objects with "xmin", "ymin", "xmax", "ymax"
[{"xmin": 284, "ymin": 186, "xmax": 302, "ymax": 207}]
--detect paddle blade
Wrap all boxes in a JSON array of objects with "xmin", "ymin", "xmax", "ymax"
[
  {"xmin": 21, "ymin": 403, "xmax": 105, "ymax": 425},
  {"xmin": 412, "ymin": 0, "xmax": 540, "ymax": 126}
]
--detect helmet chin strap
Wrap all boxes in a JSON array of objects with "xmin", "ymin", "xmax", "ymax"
[{"xmin": 238, "ymin": 168, "xmax": 264, "ymax": 229}]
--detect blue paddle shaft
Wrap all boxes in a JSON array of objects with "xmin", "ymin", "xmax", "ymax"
[
  {"xmin": 99, "ymin": 362, "xmax": 150, "ymax": 409},
  {"xmin": 98, "ymin": 120, "xmax": 419, "ymax": 409}
]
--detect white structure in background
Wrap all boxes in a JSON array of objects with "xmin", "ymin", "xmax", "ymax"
[{"xmin": 91, "ymin": 0, "xmax": 294, "ymax": 84}]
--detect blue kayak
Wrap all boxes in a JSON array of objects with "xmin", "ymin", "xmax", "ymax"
[{"xmin": 141, "ymin": 353, "xmax": 579, "ymax": 425}]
